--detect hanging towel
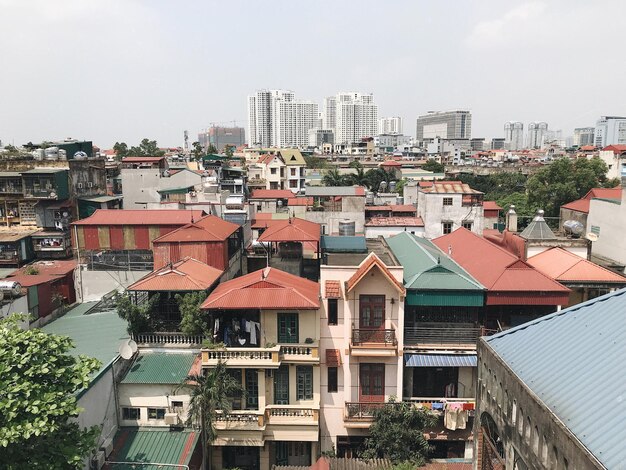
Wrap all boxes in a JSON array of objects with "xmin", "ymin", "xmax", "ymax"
[
  {"xmin": 444, "ymin": 407, "xmax": 459, "ymax": 430},
  {"xmin": 463, "ymin": 402, "xmax": 475, "ymax": 411},
  {"xmin": 448, "ymin": 402, "xmax": 463, "ymax": 411},
  {"xmin": 214, "ymin": 318, "xmax": 220, "ymax": 334},
  {"xmin": 432, "ymin": 402, "xmax": 444, "ymax": 410},
  {"xmin": 456, "ymin": 409, "xmax": 468, "ymax": 430},
  {"xmin": 420, "ymin": 402, "xmax": 432, "ymax": 410},
  {"xmin": 248, "ymin": 321, "xmax": 260, "ymax": 345}
]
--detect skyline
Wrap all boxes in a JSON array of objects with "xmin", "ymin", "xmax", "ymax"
[{"xmin": 1, "ymin": 0, "xmax": 625, "ymax": 148}]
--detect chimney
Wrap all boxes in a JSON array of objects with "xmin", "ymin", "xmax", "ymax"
[{"xmin": 506, "ymin": 205, "xmax": 518, "ymax": 232}]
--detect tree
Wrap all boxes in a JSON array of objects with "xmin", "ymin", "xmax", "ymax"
[
  {"xmin": 526, "ymin": 157, "xmax": 618, "ymax": 217},
  {"xmin": 421, "ymin": 159, "xmax": 445, "ymax": 173},
  {"xmin": 365, "ymin": 167, "xmax": 397, "ymax": 192},
  {"xmin": 126, "ymin": 138, "xmax": 166, "ymax": 158},
  {"xmin": 206, "ymin": 143, "xmax": 218, "ymax": 155},
  {"xmin": 116, "ymin": 293, "xmax": 159, "ymax": 335},
  {"xmin": 175, "ymin": 361, "xmax": 245, "ymax": 470},
  {"xmin": 322, "ymin": 168, "xmax": 348, "ymax": 187},
  {"xmin": 176, "ymin": 291, "xmax": 209, "ymax": 336},
  {"xmin": 191, "ymin": 141, "xmax": 205, "ymax": 160},
  {"xmin": 361, "ymin": 399, "xmax": 436, "ymax": 466},
  {"xmin": 224, "ymin": 145, "xmax": 235, "ymax": 159},
  {"xmin": 0, "ymin": 315, "xmax": 101, "ymax": 469},
  {"xmin": 303, "ymin": 155, "xmax": 328, "ymax": 170},
  {"xmin": 113, "ymin": 141, "xmax": 129, "ymax": 159},
  {"xmin": 347, "ymin": 161, "xmax": 369, "ymax": 187}
]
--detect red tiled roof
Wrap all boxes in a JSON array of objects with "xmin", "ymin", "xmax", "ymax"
[
  {"xmin": 72, "ymin": 209, "xmax": 206, "ymax": 226},
  {"xmin": 381, "ymin": 160, "xmax": 402, "ymax": 167},
  {"xmin": 250, "ymin": 189, "xmax": 295, "ymax": 199},
  {"xmin": 152, "ymin": 214, "xmax": 239, "ymax": 243},
  {"xmin": 483, "ymin": 201, "xmax": 502, "ymax": 211},
  {"xmin": 365, "ymin": 216, "xmax": 424, "ymax": 227},
  {"xmin": 201, "ymin": 267, "xmax": 320, "ymax": 310},
  {"xmin": 580, "ymin": 145, "xmax": 596, "ymax": 151},
  {"xmin": 15, "ymin": 259, "xmax": 77, "ymax": 277},
  {"xmin": 346, "ymin": 253, "xmax": 405, "ymax": 295},
  {"xmin": 258, "ymin": 153, "xmax": 282, "ymax": 165},
  {"xmin": 127, "ymin": 257, "xmax": 223, "ymax": 291},
  {"xmin": 561, "ymin": 198, "xmax": 590, "ymax": 214},
  {"xmin": 121, "ymin": 157, "xmax": 166, "ymax": 163},
  {"xmin": 288, "ymin": 197, "xmax": 314, "ymax": 206},
  {"xmin": 603, "ymin": 144, "xmax": 626, "ymax": 153},
  {"xmin": 419, "ymin": 181, "xmax": 434, "ymax": 188},
  {"xmin": 421, "ymin": 181, "xmax": 482, "ymax": 194},
  {"xmin": 527, "ymin": 247, "xmax": 626, "ymax": 284},
  {"xmin": 391, "ymin": 204, "xmax": 416, "ymax": 213},
  {"xmin": 365, "ymin": 206, "xmax": 392, "ymax": 212},
  {"xmin": 561, "ymin": 187, "xmax": 621, "ymax": 214},
  {"xmin": 325, "ymin": 280, "xmax": 342, "ymax": 299},
  {"xmin": 433, "ymin": 228, "xmax": 569, "ymax": 303},
  {"xmin": 257, "ymin": 217, "xmax": 320, "ymax": 243}
]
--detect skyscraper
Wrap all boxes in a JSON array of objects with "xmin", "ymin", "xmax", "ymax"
[
  {"xmin": 415, "ymin": 110, "xmax": 472, "ymax": 142},
  {"xmin": 504, "ymin": 121, "xmax": 524, "ymax": 150},
  {"xmin": 378, "ymin": 117, "xmax": 403, "ymax": 134},
  {"xmin": 247, "ymin": 89, "xmax": 318, "ymax": 148},
  {"xmin": 332, "ymin": 92, "xmax": 379, "ymax": 144},
  {"xmin": 594, "ymin": 116, "xmax": 626, "ymax": 147},
  {"xmin": 527, "ymin": 122, "xmax": 549, "ymax": 149},
  {"xmin": 322, "ymin": 96, "xmax": 337, "ymax": 131},
  {"xmin": 573, "ymin": 127, "xmax": 595, "ymax": 147}
]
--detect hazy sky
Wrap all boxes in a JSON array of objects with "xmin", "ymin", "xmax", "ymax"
[{"xmin": 1, "ymin": 0, "xmax": 624, "ymax": 148}]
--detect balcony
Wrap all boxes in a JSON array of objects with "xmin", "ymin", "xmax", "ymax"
[
  {"xmin": 344, "ymin": 402, "xmax": 389, "ymax": 428},
  {"xmin": 280, "ymin": 344, "xmax": 319, "ymax": 363},
  {"xmin": 404, "ymin": 323, "xmax": 496, "ymax": 349},
  {"xmin": 350, "ymin": 328, "xmax": 398, "ymax": 357},
  {"xmin": 133, "ymin": 332, "xmax": 204, "ymax": 348},
  {"xmin": 265, "ymin": 405, "xmax": 319, "ymax": 441},
  {"xmin": 214, "ymin": 411, "xmax": 266, "ymax": 430},
  {"xmin": 202, "ymin": 346, "xmax": 282, "ymax": 368}
]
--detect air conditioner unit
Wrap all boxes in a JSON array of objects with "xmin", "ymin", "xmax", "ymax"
[
  {"xmin": 164, "ymin": 413, "xmax": 179, "ymax": 425},
  {"xmin": 100, "ymin": 437, "xmax": 113, "ymax": 457},
  {"xmin": 92, "ymin": 450, "xmax": 105, "ymax": 470}
]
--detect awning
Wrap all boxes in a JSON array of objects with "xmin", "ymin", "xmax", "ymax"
[{"xmin": 404, "ymin": 353, "xmax": 477, "ymax": 368}]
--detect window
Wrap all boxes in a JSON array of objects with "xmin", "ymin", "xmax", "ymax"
[
  {"xmin": 442, "ymin": 222, "xmax": 453, "ymax": 234},
  {"xmin": 246, "ymin": 369, "xmax": 259, "ymax": 409},
  {"xmin": 274, "ymin": 366, "xmax": 289, "ymax": 405},
  {"xmin": 359, "ymin": 363, "xmax": 385, "ymax": 401},
  {"xmin": 297, "ymin": 366, "xmax": 313, "ymax": 400},
  {"xmin": 271, "ymin": 168, "xmax": 277, "ymax": 175},
  {"xmin": 122, "ymin": 407, "xmax": 140, "ymax": 420},
  {"xmin": 328, "ymin": 367, "xmax": 338, "ymax": 393},
  {"xmin": 359, "ymin": 295, "xmax": 385, "ymax": 328},
  {"xmin": 148, "ymin": 408, "xmax": 166, "ymax": 420},
  {"xmin": 291, "ymin": 168, "xmax": 297, "ymax": 176},
  {"xmin": 328, "ymin": 299, "xmax": 338, "ymax": 325},
  {"xmin": 443, "ymin": 197, "xmax": 453, "ymax": 206},
  {"xmin": 171, "ymin": 401, "xmax": 183, "ymax": 409},
  {"xmin": 278, "ymin": 313, "xmax": 299, "ymax": 343},
  {"xmin": 462, "ymin": 222, "xmax": 472, "ymax": 230}
]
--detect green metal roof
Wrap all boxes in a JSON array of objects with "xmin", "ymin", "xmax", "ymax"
[
  {"xmin": 321, "ymin": 236, "xmax": 367, "ymax": 253},
  {"xmin": 109, "ymin": 428, "xmax": 199, "ymax": 469},
  {"xmin": 41, "ymin": 302, "xmax": 129, "ymax": 380},
  {"xmin": 156, "ymin": 186, "xmax": 193, "ymax": 194},
  {"xmin": 121, "ymin": 352, "xmax": 197, "ymax": 384},
  {"xmin": 387, "ymin": 232, "xmax": 485, "ymax": 306},
  {"xmin": 21, "ymin": 168, "xmax": 68, "ymax": 174}
]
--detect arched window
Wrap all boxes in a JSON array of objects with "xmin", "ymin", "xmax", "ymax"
[
  {"xmin": 525, "ymin": 417, "xmax": 531, "ymax": 443},
  {"xmin": 542, "ymin": 435, "xmax": 548, "ymax": 464},
  {"xmin": 532, "ymin": 426, "xmax": 540, "ymax": 455},
  {"xmin": 511, "ymin": 400, "xmax": 517, "ymax": 425}
]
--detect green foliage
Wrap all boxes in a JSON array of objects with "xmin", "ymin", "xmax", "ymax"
[
  {"xmin": 526, "ymin": 157, "xmax": 615, "ymax": 217},
  {"xmin": 191, "ymin": 141, "xmax": 205, "ymax": 160},
  {"xmin": 321, "ymin": 444, "xmax": 337, "ymax": 458},
  {"xmin": 395, "ymin": 178, "xmax": 408, "ymax": 196},
  {"xmin": 224, "ymin": 145, "xmax": 235, "ymax": 158},
  {"xmin": 201, "ymin": 339, "xmax": 225, "ymax": 349},
  {"xmin": 421, "ymin": 159, "xmax": 445, "ymax": 173},
  {"xmin": 115, "ymin": 293, "xmax": 159, "ymax": 335},
  {"xmin": 0, "ymin": 314, "xmax": 101, "ymax": 469},
  {"xmin": 454, "ymin": 172, "xmax": 527, "ymax": 202},
  {"xmin": 497, "ymin": 191, "xmax": 538, "ymax": 219},
  {"xmin": 23, "ymin": 265, "xmax": 39, "ymax": 275},
  {"xmin": 176, "ymin": 291, "xmax": 209, "ymax": 336},
  {"xmin": 365, "ymin": 167, "xmax": 397, "ymax": 192},
  {"xmin": 390, "ymin": 462, "xmax": 418, "ymax": 470},
  {"xmin": 206, "ymin": 144, "xmax": 218, "ymax": 155},
  {"xmin": 322, "ymin": 168, "xmax": 348, "ymax": 187},
  {"xmin": 361, "ymin": 398, "xmax": 436, "ymax": 465},
  {"xmin": 113, "ymin": 141, "xmax": 128, "ymax": 159},
  {"xmin": 175, "ymin": 361, "xmax": 245, "ymax": 470},
  {"xmin": 303, "ymin": 155, "xmax": 329, "ymax": 169}
]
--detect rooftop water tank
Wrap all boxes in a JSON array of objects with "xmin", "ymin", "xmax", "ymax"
[
  {"xmin": 0, "ymin": 281, "xmax": 22, "ymax": 297},
  {"xmin": 563, "ymin": 220, "xmax": 584, "ymax": 238},
  {"xmin": 338, "ymin": 219, "xmax": 356, "ymax": 236}
]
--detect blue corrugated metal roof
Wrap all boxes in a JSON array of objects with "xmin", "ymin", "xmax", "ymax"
[
  {"xmin": 404, "ymin": 353, "xmax": 477, "ymax": 368},
  {"xmin": 321, "ymin": 235, "xmax": 367, "ymax": 253},
  {"xmin": 485, "ymin": 288, "xmax": 626, "ymax": 469}
]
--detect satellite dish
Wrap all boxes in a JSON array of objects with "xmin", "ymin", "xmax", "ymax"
[
  {"xmin": 586, "ymin": 233, "xmax": 598, "ymax": 242},
  {"xmin": 118, "ymin": 339, "xmax": 135, "ymax": 360},
  {"xmin": 128, "ymin": 339, "xmax": 138, "ymax": 354}
]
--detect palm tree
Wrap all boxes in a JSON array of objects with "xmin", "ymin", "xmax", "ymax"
[
  {"xmin": 175, "ymin": 361, "xmax": 244, "ymax": 470},
  {"xmin": 322, "ymin": 168, "xmax": 346, "ymax": 187}
]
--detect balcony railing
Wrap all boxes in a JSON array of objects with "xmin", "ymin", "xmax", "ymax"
[
  {"xmin": 202, "ymin": 346, "xmax": 281, "ymax": 368},
  {"xmin": 215, "ymin": 411, "xmax": 265, "ymax": 429},
  {"xmin": 404, "ymin": 324, "xmax": 482, "ymax": 346},
  {"xmin": 352, "ymin": 329, "xmax": 397, "ymax": 346},
  {"xmin": 265, "ymin": 406, "xmax": 319, "ymax": 425},
  {"xmin": 344, "ymin": 402, "xmax": 388, "ymax": 421},
  {"xmin": 280, "ymin": 344, "xmax": 319, "ymax": 363},
  {"xmin": 133, "ymin": 332, "xmax": 204, "ymax": 346}
]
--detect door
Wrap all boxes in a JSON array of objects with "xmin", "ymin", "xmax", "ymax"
[
  {"xmin": 274, "ymin": 366, "xmax": 289, "ymax": 405},
  {"xmin": 359, "ymin": 363, "xmax": 385, "ymax": 403},
  {"xmin": 277, "ymin": 313, "xmax": 299, "ymax": 343},
  {"xmin": 275, "ymin": 442, "xmax": 289, "ymax": 466},
  {"xmin": 245, "ymin": 369, "xmax": 259, "ymax": 410},
  {"xmin": 359, "ymin": 295, "xmax": 385, "ymax": 342}
]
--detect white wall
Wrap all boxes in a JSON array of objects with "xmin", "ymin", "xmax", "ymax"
[
  {"xmin": 78, "ymin": 269, "xmax": 150, "ymax": 302},
  {"xmin": 365, "ymin": 226, "xmax": 425, "ymax": 239},
  {"xmin": 118, "ymin": 382, "xmax": 191, "ymax": 427},
  {"xmin": 417, "ymin": 191, "xmax": 484, "ymax": 239},
  {"xmin": 587, "ymin": 191, "xmax": 626, "ymax": 266}
]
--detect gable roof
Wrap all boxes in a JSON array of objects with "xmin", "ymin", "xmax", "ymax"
[
  {"xmin": 278, "ymin": 148, "xmax": 306, "ymax": 165},
  {"xmin": 250, "ymin": 189, "xmax": 295, "ymax": 199},
  {"xmin": 258, "ymin": 153, "xmax": 284, "ymax": 165},
  {"xmin": 152, "ymin": 214, "xmax": 239, "ymax": 243},
  {"xmin": 433, "ymin": 228, "xmax": 569, "ymax": 304},
  {"xmin": 72, "ymin": 209, "xmax": 205, "ymax": 226},
  {"xmin": 127, "ymin": 257, "xmax": 223, "ymax": 291},
  {"xmin": 603, "ymin": 144, "xmax": 626, "ymax": 154},
  {"xmin": 420, "ymin": 181, "xmax": 482, "ymax": 194},
  {"xmin": 484, "ymin": 289, "xmax": 626, "ymax": 469},
  {"xmin": 345, "ymin": 252, "xmax": 405, "ymax": 295},
  {"xmin": 257, "ymin": 217, "xmax": 320, "ymax": 243},
  {"xmin": 201, "ymin": 267, "xmax": 320, "ymax": 310},
  {"xmin": 325, "ymin": 280, "xmax": 342, "ymax": 299},
  {"xmin": 387, "ymin": 232, "xmax": 484, "ymax": 291},
  {"xmin": 483, "ymin": 201, "xmax": 502, "ymax": 211},
  {"xmin": 527, "ymin": 247, "xmax": 626, "ymax": 284},
  {"xmin": 561, "ymin": 187, "xmax": 621, "ymax": 214}
]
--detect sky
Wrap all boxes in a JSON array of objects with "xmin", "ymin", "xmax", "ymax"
[{"xmin": 1, "ymin": 0, "xmax": 624, "ymax": 149}]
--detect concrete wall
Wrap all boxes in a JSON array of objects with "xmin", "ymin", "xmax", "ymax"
[
  {"xmin": 587, "ymin": 191, "xmax": 626, "ymax": 267},
  {"xmin": 559, "ymin": 208, "xmax": 587, "ymax": 232},
  {"xmin": 121, "ymin": 169, "xmax": 202, "ymax": 209},
  {"xmin": 306, "ymin": 196, "xmax": 366, "ymax": 235},
  {"xmin": 78, "ymin": 269, "xmax": 150, "ymax": 302},
  {"xmin": 0, "ymin": 295, "xmax": 29, "ymax": 322},
  {"xmin": 68, "ymin": 158, "xmax": 107, "ymax": 198},
  {"xmin": 417, "ymin": 192, "xmax": 485, "ymax": 239},
  {"xmin": 474, "ymin": 339, "xmax": 603, "ymax": 470},
  {"xmin": 365, "ymin": 225, "xmax": 425, "ymax": 239},
  {"xmin": 118, "ymin": 382, "xmax": 191, "ymax": 427}
]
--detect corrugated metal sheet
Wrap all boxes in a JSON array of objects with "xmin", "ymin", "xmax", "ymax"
[
  {"xmin": 406, "ymin": 290, "xmax": 484, "ymax": 307},
  {"xmin": 121, "ymin": 353, "xmax": 197, "ymax": 384},
  {"xmin": 404, "ymin": 353, "xmax": 477, "ymax": 367},
  {"xmin": 258, "ymin": 217, "xmax": 320, "ymax": 243},
  {"xmin": 109, "ymin": 428, "xmax": 198, "ymax": 469},
  {"xmin": 128, "ymin": 257, "xmax": 222, "ymax": 291},
  {"xmin": 72, "ymin": 209, "xmax": 205, "ymax": 226},
  {"xmin": 321, "ymin": 236, "xmax": 367, "ymax": 253},
  {"xmin": 485, "ymin": 289, "xmax": 626, "ymax": 469}
]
